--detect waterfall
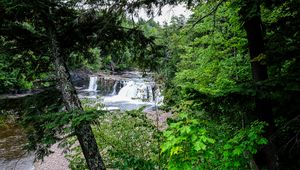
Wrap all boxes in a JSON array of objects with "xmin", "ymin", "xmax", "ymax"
[
  {"xmin": 87, "ymin": 76, "xmax": 98, "ymax": 92},
  {"xmin": 84, "ymin": 77, "xmax": 163, "ymax": 104},
  {"xmin": 78, "ymin": 72, "xmax": 165, "ymax": 111},
  {"xmin": 108, "ymin": 81, "xmax": 158, "ymax": 102},
  {"xmin": 118, "ymin": 81, "xmax": 138, "ymax": 99},
  {"xmin": 110, "ymin": 81, "xmax": 118, "ymax": 95}
]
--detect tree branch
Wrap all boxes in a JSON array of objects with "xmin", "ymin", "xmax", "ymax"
[{"xmin": 187, "ymin": 0, "xmax": 226, "ymax": 31}]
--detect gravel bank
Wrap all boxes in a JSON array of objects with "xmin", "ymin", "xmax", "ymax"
[{"xmin": 34, "ymin": 143, "xmax": 69, "ymax": 170}]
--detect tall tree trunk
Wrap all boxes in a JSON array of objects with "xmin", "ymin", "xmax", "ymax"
[
  {"xmin": 47, "ymin": 21, "xmax": 106, "ymax": 170},
  {"xmin": 240, "ymin": 1, "xmax": 279, "ymax": 169}
]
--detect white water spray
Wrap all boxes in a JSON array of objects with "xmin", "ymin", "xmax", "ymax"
[
  {"xmin": 117, "ymin": 81, "xmax": 138, "ymax": 99},
  {"xmin": 110, "ymin": 81, "xmax": 118, "ymax": 95},
  {"xmin": 87, "ymin": 76, "xmax": 98, "ymax": 92}
]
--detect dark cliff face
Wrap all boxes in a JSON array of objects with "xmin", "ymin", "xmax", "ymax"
[{"xmin": 70, "ymin": 69, "xmax": 91, "ymax": 88}]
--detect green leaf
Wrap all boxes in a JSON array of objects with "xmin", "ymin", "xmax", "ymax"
[
  {"xmin": 233, "ymin": 161, "xmax": 241, "ymax": 167},
  {"xmin": 233, "ymin": 147, "xmax": 243, "ymax": 156},
  {"xmin": 224, "ymin": 144, "xmax": 232, "ymax": 150},
  {"xmin": 258, "ymin": 138, "xmax": 268, "ymax": 145},
  {"xmin": 206, "ymin": 138, "xmax": 215, "ymax": 144},
  {"xmin": 180, "ymin": 125, "xmax": 191, "ymax": 134},
  {"xmin": 194, "ymin": 141, "xmax": 206, "ymax": 151}
]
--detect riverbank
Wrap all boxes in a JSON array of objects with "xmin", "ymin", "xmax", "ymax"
[{"xmin": 34, "ymin": 144, "xmax": 69, "ymax": 170}]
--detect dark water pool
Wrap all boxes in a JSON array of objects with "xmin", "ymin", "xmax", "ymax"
[{"xmin": 0, "ymin": 124, "xmax": 35, "ymax": 170}]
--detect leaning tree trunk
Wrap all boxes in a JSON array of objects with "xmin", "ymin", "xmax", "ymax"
[
  {"xmin": 47, "ymin": 21, "xmax": 105, "ymax": 170},
  {"xmin": 240, "ymin": 1, "xmax": 279, "ymax": 169}
]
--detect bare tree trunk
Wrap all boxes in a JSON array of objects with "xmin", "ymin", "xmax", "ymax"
[
  {"xmin": 240, "ymin": 1, "xmax": 279, "ymax": 169},
  {"xmin": 47, "ymin": 22, "xmax": 106, "ymax": 170}
]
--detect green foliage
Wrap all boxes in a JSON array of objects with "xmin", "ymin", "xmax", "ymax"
[
  {"xmin": 65, "ymin": 136, "xmax": 89, "ymax": 170},
  {"xmin": 0, "ymin": 38, "xmax": 51, "ymax": 92},
  {"xmin": 67, "ymin": 109, "xmax": 162, "ymax": 169},
  {"xmin": 161, "ymin": 112, "xmax": 215, "ymax": 169},
  {"xmin": 161, "ymin": 112, "xmax": 268, "ymax": 169},
  {"xmin": 94, "ymin": 109, "xmax": 161, "ymax": 169},
  {"xmin": 157, "ymin": 1, "xmax": 300, "ymax": 168},
  {"xmin": 174, "ymin": 2, "xmax": 250, "ymax": 97},
  {"xmin": 1, "ymin": 0, "xmax": 299, "ymax": 169},
  {"xmin": 222, "ymin": 121, "xmax": 268, "ymax": 169},
  {"xmin": 21, "ymin": 105, "xmax": 106, "ymax": 160},
  {"xmin": 0, "ymin": 0, "xmax": 164, "ymax": 83}
]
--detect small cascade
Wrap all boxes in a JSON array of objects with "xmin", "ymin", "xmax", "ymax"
[
  {"xmin": 87, "ymin": 76, "xmax": 98, "ymax": 92},
  {"xmin": 110, "ymin": 81, "xmax": 118, "ymax": 95}
]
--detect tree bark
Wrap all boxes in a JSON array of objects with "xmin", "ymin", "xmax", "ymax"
[
  {"xmin": 240, "ymin": 1, "xmax": 279, "ymax": 169},
  {"xmin": 47, "ymin": 20, "xmax": 106, "ymax": 170}
]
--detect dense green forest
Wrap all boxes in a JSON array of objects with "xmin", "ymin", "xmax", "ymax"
[{"xmin": 0, "ymin": 0, "xmax": 299, "ymax": 170}]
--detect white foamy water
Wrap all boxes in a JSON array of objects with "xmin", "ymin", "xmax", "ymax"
[
  {"xmin": 87, "ymin": 76, "xmax": 98, "ymax": 92},
  {"xmin": 79, "ymin": 72, "xmax": 164, "ymax": 111}
]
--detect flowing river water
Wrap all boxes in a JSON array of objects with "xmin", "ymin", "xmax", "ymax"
[{"xmin": 0, "ymin": 71, "xmax": 163, "ymax": 170}]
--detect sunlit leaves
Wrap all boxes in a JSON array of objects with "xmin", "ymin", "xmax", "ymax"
[
  {"xmin": 161, "ymin": 112, "xmax": 215, "ymax": 169},
  {"xmin": 161, "ymin": 111, "xmax": 267, "ymax": 169},
  {"xmin": 173, "ymin": 2, "xmax": 250, "ymax": 96}
]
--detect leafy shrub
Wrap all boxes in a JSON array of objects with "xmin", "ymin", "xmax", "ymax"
[
  {"xmin": 222, "ymin": 121, "xmax": 268, "ymax": 169},
  {"xmin": 67, "ymin": 108, "xmax": 162, "ymax": 170},
  {"xmin": 161, "ymin": 112, "xmax": 216, "ymax": 170},
  {"xmin": 161, "ymin": 112, "xmax": 268, "ymax": 170}
]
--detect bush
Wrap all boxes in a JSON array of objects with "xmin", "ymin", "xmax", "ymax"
[
  {"xmin": 67, "ymin": 109, "xmax": 162, "ymax": 170},
  {"xmin": 161, "ymin": 112, "xmax": 268, "ymax": 170}
]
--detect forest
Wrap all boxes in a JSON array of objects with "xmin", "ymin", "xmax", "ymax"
[{"xmin": 0, "ymin": 0, "xmax": 299, "ymax": 170}]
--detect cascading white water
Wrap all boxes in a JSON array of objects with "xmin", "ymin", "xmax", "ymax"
[
  {"xmin": 87, "ymin": 76, "xmax": 98, "ymax": 91},
  {"xmin": 77, "ymin": 72, "xmax": 164, "ymax": 111},
  {"xmin": 117, "ymin": 81, "xmax": 138, "ymax": 99},
  {"xmin": 110, "ymin": 81, "xmax": 118, "ymax": 95},
  {"xmin": 106, "ymin": 81, "xmax": 159, "ymax": 102},
  {"xmin": 82, "ymin": 77, "xmax": 163, "ymax": 105}
]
